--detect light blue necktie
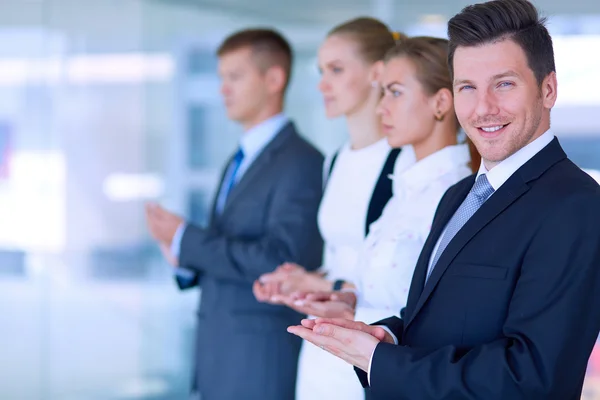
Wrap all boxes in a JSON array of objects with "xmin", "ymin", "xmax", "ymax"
[
  {"xmin": 215, "ymin": 148, "xmax": 244, "ymax": 215},
  {"xmin": 426, "ymin": 174, "xmax": 495, "ymax": 282}
]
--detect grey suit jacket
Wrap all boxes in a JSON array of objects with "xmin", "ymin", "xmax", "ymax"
[{"xmin": 177, "ymin": 121, "xmax": 324, "ymax": 400}]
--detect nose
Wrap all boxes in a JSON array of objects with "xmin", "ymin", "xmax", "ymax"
[
  {"xmin": 474, "ymin": 88, "xmax": 500, "ymax": 118},
  {"xmin": 376, "ymin": 95, "xmax": 389, "ymax": 117},
  {"xmin": 318, "ymin": 76, "xmax": 330, "ymax": 93},
  {"xmin": 220, "ymin": 82, "xmax": 229, "ymax": 97}
]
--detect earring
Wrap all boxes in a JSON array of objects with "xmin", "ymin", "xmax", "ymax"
[{"xmin": 434, "ymin": 110, "xmax": 445, "ymax": 122}]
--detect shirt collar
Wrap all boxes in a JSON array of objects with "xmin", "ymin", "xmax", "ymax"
[
  {"xmin": 477, "ymin": 129, "xmax": 555, "ymax": 190},
  {"xmin": 394, "ymin": 144, "xmax": 471, "ymax": 190},
  {"xmin": 239, "ymin": 113, "xmax": 288, "ymax": 158}
]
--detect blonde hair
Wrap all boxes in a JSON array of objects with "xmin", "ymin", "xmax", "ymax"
[{"xmin": 327, "ymin": 17, "xmax": 407, "ymax": 64}]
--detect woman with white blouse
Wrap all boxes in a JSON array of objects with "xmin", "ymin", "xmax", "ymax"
[
  {"xmin": 255, "ymin": 36, "xmax": 480, "ymax": 369},
  {"xmin": 254, "ymin": 18, "xmax": 413, "ymax": 400}
]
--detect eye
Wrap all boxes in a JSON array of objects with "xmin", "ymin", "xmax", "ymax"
[
  {"xmin": 332, "ymin": 67, "xmax": 343, "ymax": 74},
  {"xmin": 498, "ymin": 81, "xmax": 514, "ymax": 88},
  {"xmin": 458, "ymin": 85, "xmax": 475, "ymax": 92},
  {"xmin": 391, "ymin": 90, "xmax": 402, "ymax": 97}
]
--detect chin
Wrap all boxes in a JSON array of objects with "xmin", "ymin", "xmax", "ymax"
[
  {"xmin": 385, "ymin": 137, "xmax": 405, "ymax": 149},
  {"xmin": 325, "ymin": 108, "xmax": 342, "ymax": 119},
  {"xmin": 226, "ymin": 109, "xmax": 243, "ymax": 121},
  {"xmin": 478, "ymin": 146, "xmax": 511, "ymax": 166}
]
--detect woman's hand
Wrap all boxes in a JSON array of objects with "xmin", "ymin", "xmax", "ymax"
[{"xmin": 253, "ymin": 263, "xmax": 330, "ymax": 304}]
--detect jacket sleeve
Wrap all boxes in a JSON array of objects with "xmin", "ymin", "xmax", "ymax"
[{"xmin": 367, "ymin": 192, "xmax": 600, "ymax": 399}]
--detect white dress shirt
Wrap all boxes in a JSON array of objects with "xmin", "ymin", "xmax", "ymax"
[
  {"xmin": 368, "ymin": 129, "xmax": 556, "ymax": 383},
  {"xmin": 353, "ymin": 143, "xmax": 472, "ymax": 381},
  {"xmin": 171, "ymin": 113, "xmax": 289, "ymax": 276},
  {"xmin": 354, "ymin": 144, "xmax": 473, "ymax": 324},
  {"xmin": 295, "ymin": 139, "xmax": 411, "ymax": 400}
]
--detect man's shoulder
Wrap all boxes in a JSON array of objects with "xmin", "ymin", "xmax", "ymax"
[
  {"xmin": 278, "ymin": 125, "xmax": 324, "ymax": 163},
  {"xmin": 535, "ymin": 158, "xmax": 600, "ymax": 201}
]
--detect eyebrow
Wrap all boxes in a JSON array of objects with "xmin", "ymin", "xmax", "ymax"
[
  {"xmin": 317, "ymin": 60, "xmax": 343, "ymax": 71},
  {"xmin": 453, "ymin": 70, "xmax": 521, "ymax": 87},
  {"xmin": 385, "ymin": 81, "xmax": 404, "ymax": 89},
  {"xmin": 324, "ymin": 59, "xmax": 343, "ymax": 66}
]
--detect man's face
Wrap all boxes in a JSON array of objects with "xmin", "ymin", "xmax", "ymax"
[
  {"xmin": 218, "ymin": 47, "xmax": 270, "ymax": 125},
  {"xmin": 452, "ymin": 39, "xmax": 557, "ymax": 168}
]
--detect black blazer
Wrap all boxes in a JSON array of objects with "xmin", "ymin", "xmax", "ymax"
[{"xmin": 357, "ymin": 138, "xmax": 600, "ymax": 400}]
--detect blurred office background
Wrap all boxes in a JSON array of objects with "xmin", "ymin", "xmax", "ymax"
[{"xmin": 0, "ymin": 0, "xmax": 599, "ymax": 399}]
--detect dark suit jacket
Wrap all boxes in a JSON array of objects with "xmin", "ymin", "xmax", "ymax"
[
  {"xmin": 177, "ymin": 121, "xmax": 324, "ymax": 400},
  {"xmin": 357, "ymin": 138, "xmax": 600, "ymax": 399}
]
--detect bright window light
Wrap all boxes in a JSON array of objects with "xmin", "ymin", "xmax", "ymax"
[
  {"xmin": 0, "ymin": 53, "xmax": 174, "ymax": 86},
  {"xmin": 103, "ymin": 173, "xmax": 164, "ymax": 202},
  {"xmin": 553, "ymin": 35, "xmax": 600, "ymax": 106}
]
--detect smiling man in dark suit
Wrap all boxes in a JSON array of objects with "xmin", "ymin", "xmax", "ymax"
[
  {"xmin": 146, "ymin": 28, "xmax": 324, "ymax": 400},
  {"xmin": 288, "ymin": 1, "xmax": 600, "ymax": 399}
]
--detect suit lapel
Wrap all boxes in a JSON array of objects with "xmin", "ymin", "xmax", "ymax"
[
  {"xmin": 406, "ymin": 176, "xmax": 530, "ymax": 327},
  {"xmin": 404, "ymin": 178, "xmax": 473, "ymax": 325},
  {"xmin": 222, "ymin": 122, "xmax": 295, "ymax": 210},
  {"xmin": 209, "ymin": 156, "xmax": 235, "ymax": 223},
  {"xmin": 405, "ymin": 137, "xmax": 567, "ymax": 329}
]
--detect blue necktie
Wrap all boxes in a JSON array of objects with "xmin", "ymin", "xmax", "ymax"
[
  {"xmin": 426, "ymin": 174, "xmax": 495, "ymax": 282},
  {"xmin": 215, "ymin": 148, "xmax": 244, "ymax": 215}
]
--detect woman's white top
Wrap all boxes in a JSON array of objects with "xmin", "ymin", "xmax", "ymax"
[
  {"xmin": 353, "ymin": 144, "xmax": 473, "ymax": 324},
  {"xmin": 317, "ymin": 138, "xmax": 415, "ymax": 281}
]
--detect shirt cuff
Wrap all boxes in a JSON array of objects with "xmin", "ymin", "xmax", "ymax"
[
  {"xmin": 380, "ymin": 325, "xmax": 399, "ymax": 344},
  {"xmin": 368, "ymin": 325, "xmax": 399, "ymax": 385},
  {"xmin": 170, "ymin": 222, "xmax": 186, "ymax": 259}
]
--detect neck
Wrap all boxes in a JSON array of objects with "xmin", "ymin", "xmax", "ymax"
[
  {"xmin": 483, "ymin": 159, "xmax": 499, "ymax": 171},
  {"xmin": 413, "ymin": 124, "xmax": 457, "ymax": 162},
  {"xmin": 241, "ymin": 99, "xmax": 284, "ymax": 132},
  {"xmin": 345, "ymin": 95, "xmax": 384, "ymax": 150}
]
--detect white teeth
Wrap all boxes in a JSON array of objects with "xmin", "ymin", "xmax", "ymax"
[{"xmin": 481, "ymin": 125, "xmax": 504, "ymax": 133}]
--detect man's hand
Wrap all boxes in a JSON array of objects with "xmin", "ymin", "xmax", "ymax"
[
  {"xmin": 303, "ymin": 318, "xmax": 394, "ymax": 343},
  {"xmin": 145, "ymin": 202, "xmax": 182, "ymax": 245},
  {"xmin": 159, "ymin": 242, "xmax": 178, "ymax": 267},
  {"xmin": 278, "ymin": 296, "xmax": 355, "ymax": 319},
  {"xmin": 287, "ymin": 318, "xmax": 394, "ymax": 371}
]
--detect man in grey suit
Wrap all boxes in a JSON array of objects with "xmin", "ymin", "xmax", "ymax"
[{"xmin": 146, "ymin": 28, "xmax": 324, "ymax": 400}]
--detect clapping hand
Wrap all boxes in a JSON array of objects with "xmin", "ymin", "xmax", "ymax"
[{"xmin": 287, "ymin": 318, "xmax": 395, "ymax": 371}]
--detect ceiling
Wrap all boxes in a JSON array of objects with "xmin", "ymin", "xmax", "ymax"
[{"xmin": 154, "ymin": 0, "xmax": 600, "ymax": 29}]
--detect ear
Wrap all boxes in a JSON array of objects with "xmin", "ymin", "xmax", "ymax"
[
  {"xmin": 264, "ymin": 65, "xmax": 286, "ymax": 94},
  {"xmin": 430, "ymin": 88, "xmax": 453, "ymax": 120},
  {"xmin": 368, "ymin": 60, "xmax": 385, "ymax": 83},
  {"xmin": 541, "ymin": 71, "xmax": 557, "ymax": 110}
]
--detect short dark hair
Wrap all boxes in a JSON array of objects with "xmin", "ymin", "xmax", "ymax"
[
  {"xmin": 447, "ymin": 0, "xmax": 555, "ymax": 86},
  {"xmin": 217, "ymin": 28, "xmax": 293, "ymax": 91}
]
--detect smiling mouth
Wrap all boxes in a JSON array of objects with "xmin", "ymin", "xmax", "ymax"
[{"xmin": 477, "ymin": 123, "xmax": 510, "ymax": 136}]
